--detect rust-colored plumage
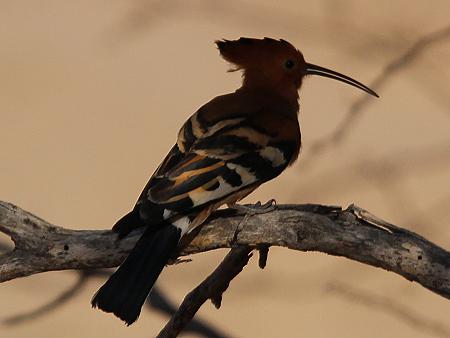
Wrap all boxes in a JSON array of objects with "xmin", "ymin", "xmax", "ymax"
[
  {"xmin": 92, "ymin": 37, "xmax": 378, "ymax": 325},
  {"xmin": 217, "ymin": 38, "xmax": 306, "ymax": 97}
]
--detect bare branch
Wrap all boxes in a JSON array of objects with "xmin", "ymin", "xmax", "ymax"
[
  {"xmin": 157, "ymin": 247, "xmax": 252, "ymax": 338},
  {"xmin": 0, "ymin": 201, "xmax": 449, "ymax": 301}
]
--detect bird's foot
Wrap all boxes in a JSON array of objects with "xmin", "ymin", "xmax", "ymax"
[{"xmin": 227, "ymin": 199, "xmax": 276, "ymax": 215}]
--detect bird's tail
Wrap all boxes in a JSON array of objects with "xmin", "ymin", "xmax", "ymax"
[
  {"xmin": 91, "ymin": 223, "xmax": 181, "ymax": 325},
  {"xmin": 112, "ymin": 208, "xmax": 145, "ymax": 239}
]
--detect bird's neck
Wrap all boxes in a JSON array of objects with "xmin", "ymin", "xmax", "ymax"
[{"xmin": 238, "ymin": 82, "xmax": 299, "ymax": 114}]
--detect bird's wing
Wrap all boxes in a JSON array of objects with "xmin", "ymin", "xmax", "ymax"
[{"xmin": 142, "ymin": 110, "xmax": 299, "ymax": 218}]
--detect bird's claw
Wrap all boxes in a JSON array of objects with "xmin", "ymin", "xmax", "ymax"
[{"xmin": 227, "ymin": 199, "xmax": 276, "ymax": 215}]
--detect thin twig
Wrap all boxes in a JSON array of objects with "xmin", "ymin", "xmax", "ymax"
[{"xmin": 257, "ymin": 245, "xmax": 269, "ymax": 269}]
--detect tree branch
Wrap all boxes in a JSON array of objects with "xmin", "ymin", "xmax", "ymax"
[
  {"xmin": 157, "ymin": 246, "xmax": 252, "ymax": 338},
  {"xmin": 0, "ymin": 201, "xmax": 449, "ymax": 301},
  {"xmin": 147, "ymin": 285, "xmax": 232, "ymax": 338}
]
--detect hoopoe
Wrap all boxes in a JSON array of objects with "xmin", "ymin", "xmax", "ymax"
[{"xmin": 92, "ymin": 37, "xmax": 378, "ymax": 325}]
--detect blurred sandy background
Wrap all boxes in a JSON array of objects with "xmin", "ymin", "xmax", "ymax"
[{"xmin": 1, "ymin": 1, "xmax": 449, "ymax": 337}]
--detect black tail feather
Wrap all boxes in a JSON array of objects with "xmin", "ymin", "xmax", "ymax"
[
  {"xmin": 112, "ymin": 209, "xmax": 145, "ymax": 239},
  {"xmin": 91, "ymin": 224, "xmax": 181, "ymax": 325}
]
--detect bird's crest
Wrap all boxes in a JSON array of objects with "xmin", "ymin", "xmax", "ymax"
[{"xmin": 216, "ymin": 37, "xmax": 300, "ymax": 71}]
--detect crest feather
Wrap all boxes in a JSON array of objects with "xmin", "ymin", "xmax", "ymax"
[{"xmin": 215, "ymin": 37, "xmax": 296, "ymax": 69}]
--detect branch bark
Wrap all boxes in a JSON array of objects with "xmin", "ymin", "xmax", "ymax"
[{"xmin": 0, "ymin": 200, "xmax": 449, "ymax": 300}]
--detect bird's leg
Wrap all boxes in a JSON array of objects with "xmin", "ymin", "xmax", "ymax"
[{"xmin": 227, "ymin": 199, "xmax": 277, "ymax": 215}]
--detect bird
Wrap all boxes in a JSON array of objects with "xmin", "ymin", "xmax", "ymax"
[{"xmin": 91, "ymin": 37, "xmax": 378, "ymax": 325}]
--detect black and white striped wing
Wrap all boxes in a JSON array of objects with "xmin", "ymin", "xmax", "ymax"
[{"xmin": 144, "ymin": 118, "xmax": 292, "ymax": 216}]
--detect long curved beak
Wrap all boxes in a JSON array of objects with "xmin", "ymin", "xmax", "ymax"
[{"xmin": 305, "ymin": 62, "xmax": 379, "ymax": 97}]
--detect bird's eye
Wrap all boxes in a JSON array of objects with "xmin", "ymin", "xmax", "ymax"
[{"xmin": 284, "ymin": 59, "xmax": 295, "ymax": 69}]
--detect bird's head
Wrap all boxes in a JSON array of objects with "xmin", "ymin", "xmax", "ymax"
[{"xmin": 216, "ymin": 37, "xmax": 378, "ymax": 99}]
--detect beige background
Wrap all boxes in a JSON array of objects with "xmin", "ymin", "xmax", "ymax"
[{"xmin": 1, "ymin": 1, "xmax": 449, "ymax": 337}]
